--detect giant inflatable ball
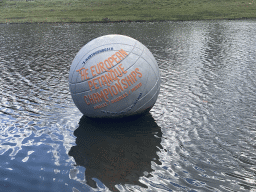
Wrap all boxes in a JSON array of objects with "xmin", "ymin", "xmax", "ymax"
[{"xmin": 69, "ymin": 34, "xmax": 160, "ymax": 118}]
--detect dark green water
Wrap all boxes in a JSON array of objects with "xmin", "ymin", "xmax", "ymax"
[{"xmin": 0, "ymin": 20, "xmax": 256, "ymax": 192}]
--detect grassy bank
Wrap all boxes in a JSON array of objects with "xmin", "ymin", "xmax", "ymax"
[{"xmin": 0, "ymin": 0, "xmax": 256, "ymax": 23}]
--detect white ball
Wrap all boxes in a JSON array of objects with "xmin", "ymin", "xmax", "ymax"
[{"xmin": 69, "ymin": 34, "xmax": 160, "ymax": 118}]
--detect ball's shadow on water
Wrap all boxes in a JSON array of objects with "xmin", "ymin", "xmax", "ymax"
[{"xmin": 68, "ymin": 113, "xmax": 162, "ymax": 191}]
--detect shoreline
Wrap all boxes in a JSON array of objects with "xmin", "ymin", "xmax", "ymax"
[
  {"xmin": 1, "ymin": 17, "xmax": 256, "ymax": 25},
  {"xmin": 1, "ymin": 0, "xmax": 256, "ymax": 24}
]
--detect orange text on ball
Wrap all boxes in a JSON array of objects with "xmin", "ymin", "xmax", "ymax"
[
  {"xmin": 84, "ymin": 68, "xmax": 142, "ymax": 106},
  {"xmin": 76, "ymin": 49, "xmax": 128, "ymax": 81},
  {"xmin": 88, "ymin": 64, "xmax": 127, "ymax": 91}
]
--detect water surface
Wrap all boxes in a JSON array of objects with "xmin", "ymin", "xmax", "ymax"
[{"xmin": 0, "ymin": 20, "xmax": 256, "ymax": 191}]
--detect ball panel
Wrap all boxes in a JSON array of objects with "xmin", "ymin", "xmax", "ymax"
[
  {"xmin": 134, "ymin": 78, "xmax": 160, "ymax": 111},
  {"xmin": 119, "ymin": 69, "xmax": 160, "ymax": 115},
  {"xmin": 69, "ymin": 83, "xmax": 76, "ymax": 95},
  {"xmin": 140, "ymin": 50, "xmax": 159, "ymax": 79},
  {"xmin": 86, "ymin": 34, "xmax": 137, "ymax": 48},
  {"xmin": 114, "ymin": 83, "xmax": 160, "ymax": 117},
  {"xmin": 131, "ymin": 44, "xmax": 144, "ymax": 56},
  {"xmin": 134, "ymin": 84, "xmax": 160, "ymax": 114},
  {"xmin": 132, "ymin": 40, "xmax": 160, "ymax": 79}
]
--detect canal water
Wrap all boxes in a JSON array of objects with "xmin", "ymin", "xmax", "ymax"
[{"xmin": 0, "ymin": 20, "xmax": 256, "ymax": 192}]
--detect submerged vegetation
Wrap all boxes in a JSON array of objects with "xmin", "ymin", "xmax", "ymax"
[{"xmin": 0, "ymin": 0, "xmax": 256, "ymax": 23}]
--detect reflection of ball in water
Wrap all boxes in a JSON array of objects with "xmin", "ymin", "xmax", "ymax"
[{"xmin": 69, "ymin": 34, "xmax": 160, "ymax": 118}]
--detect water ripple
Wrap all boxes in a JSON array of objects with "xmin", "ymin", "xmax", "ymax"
[
  {"xmin": 1, "ymin": 21, "xmax": 256, "ymax": 191},
  {"xmin": 152, "ymin": 20, "xmax": 256, "ymax": 192}
]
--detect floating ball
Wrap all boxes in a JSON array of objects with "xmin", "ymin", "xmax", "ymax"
[{"xmin": 69, "ymin": 34, "xmax": 160, "ymax": 118}]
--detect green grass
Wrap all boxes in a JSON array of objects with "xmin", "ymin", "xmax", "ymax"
[{"xmin": 0, "ymin": 0, "xmax": 256, "ymax": 23}]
